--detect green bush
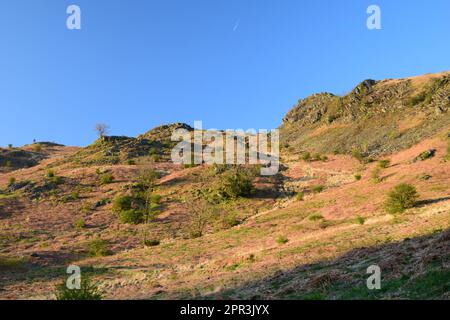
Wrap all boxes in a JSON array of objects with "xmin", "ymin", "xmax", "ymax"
[
  {"xmin": 276, "ymin": 235, "xmax": 289, "ymax": 244},
  {"xmin": 408, "ymin": 90, "xmax": 433, "ymax": 106},
  {"xmin": 384, "ymin": 183, "xmax": 419, "ymax": 214},
  {"xmin": 417, "ymin": 150, "xmax": 435, "ymax": 161},
  {"xmin": 371, "ymin": 167, "xmax": 382, "ymax": 183},
  {"xmin": 309, "ymin": 214, "xmax": 324, "ymax": 221},
  {"xmin": 378, "ymin": 160, "xmax": 390, "ymax": 168},
  {"xmin": 46, "ymin": 169, "xmax": 55, "ymax": 178},
  {"xmin": 74, "ymin": 218, "xmax": 86, "ymax": 229},
  {"xmin": 355, "ymin": 216, "xmax": 366, "ymax": 225},
  {"xmin": 354, "ymin": 174, "xmax": 362, "ymax": 181},
  {"xmin": 219, "ymin": 169, "xmax": 254, "ymax": 199},
  {"xmin": 45, "ymin": 170, "xmax": 63, "ymax": 185},
  {"xmin": 99, "ymin": 172, "xmax": 114, "ymax": 185},
  {"xmin": 296, "ymin": 191, "xmax": 304, "ymax": 201},
  {"xmin": 112, "ymin": 195, "xmax": 132, "ymax": 213},
  {"xmin": 311, "ymin": 185, "xmax": 325, "ymax": 194},
  {"xmin": 301, "ymin": 152, "xmax": 311, "ymax": 162},
  {"xmin": 150, "ymin": 194, "xmax": 162, "ymax": 204},
  {"xmin": 87, "ymin": 238, "xmax": 112, "ymax": 257},
  {"xmin": 55, "ymin": 278, "xmax": 102, "ymax": 300},
  {"xmin": 127, "ymin": 159, "xmax": 136, "ymax": 165},
  {"xmin": 8, "ymin": 177, "xmax": 16, "ymax": 187},
  {"xmin": 5, "ymin": 161, "xmax": 12, "ymax": 168},
  {"xmin": 119, "ymin": 209, "xmax": 144, "ymax": 224},
  {"xmin": 144, "ymin": 239, "xmax": 160, "ymax": 247}
]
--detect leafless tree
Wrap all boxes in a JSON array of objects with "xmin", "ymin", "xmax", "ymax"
[
  {"xmin": 185, "ymin": 198, "xmax": 217, "ymax": 238},
  {"xmin": 95, "ymin": 123, "xmax": 110, "ymax": 138}
]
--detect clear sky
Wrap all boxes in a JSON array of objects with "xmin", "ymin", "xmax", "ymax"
[{"xmin": 1, "ymin": 0, "xmax": 449, "ymax": 147}]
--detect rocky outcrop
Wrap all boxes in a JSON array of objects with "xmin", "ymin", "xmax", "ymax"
[{"xmin": 281, "ymin": 72, "xmax": 450, "ymax": 156}]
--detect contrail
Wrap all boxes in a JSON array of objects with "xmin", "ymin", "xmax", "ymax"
[{"xmin": 233, "ymin": 19, "xmax": 240, "ymax": 32}]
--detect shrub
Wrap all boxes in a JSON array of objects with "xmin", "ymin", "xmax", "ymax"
[
  {"xmin": 87, "ymin": 238, "xmax": 112, "ymax": 257},
  {"xmin": 46, "ymin": 169, "xmax": 55, "ymax": 178},
  {"xmin": 309, "ymin": 214, "xmax": 324, "ymax": 221},
  {"xmin": 151, "ymin": 154, "xmax": 161, "ymax": 162},
  {"xmin": 144, "ymin": 239, "xmax": 160, "ymax": 247},
  {"xmin": 127, "ymin": 159, "xmax": 136, "ymax": 165},
  {"xmin": 384, "ymin": 183, "xmax": 419, "ymax": 214},
  {"xmin": 417, "ymin": 150, "xmax": 435, "ymax": 161},
  {"xmin": 112, "ymin": 195, "xmax": 132, "ymax": 213},
  {"xmin": 99, "ymin": 172, "xmax": 114, "ymax": 185},
  {"xmin": 276, "ymin": 235, "xmax": 289, "ymax": 244},
  {"xmin": 296, "ymin": 191, "xmax": 304, "ymax": 201},
  {"xmin": 119, "ymin": 209, "xmax": 144, "ymax": 224},
  {"xmin": 8, "ymin": 177, "xmax": 16, "ymax": 187},
  {"xmin": 219, "ymin": 169, "xmax": 254, "ymax": 199},
  {"xmin": 408, "ymin": 90, "xmax": 433, "ymax": 106},
  {"xmin": 5, "ymin": 161, "xmax": 12, "ymax": 168},
  {"xmin": 355, "ymin": 216, "xmax": 366, "ymax": 225},
  {"xmin": 45, "ymin": 170, "xmax": 63, "ymax": 185},
  {"xmin": 327, "ymin": 114, "xmax": 338, "ymax": 124},
  {"xmin": 418, "ymin": 173, "xmax": 432, "ymax": 181},
  {"xmin": 74, "ymin": 218, "xmax": 86, "ymax": 229},
  {"xmin": 186, "ymin": 199, "xmax": 215, "ymax": 238},
  {"xmin": 81, "ymin": 202, "xmax": 93, "ymax": 214},
  {"xmin": 371, "ymin": 167, "xmax": 382, "ymax": 183},
  {"xmin": 301, "ymin": 152, "xmax": 311, "ymax": 162},
  {"xmin": 55, "ymin": 278, "xmax": 102, "ymax": 300},
  {"xmin": 378, "ymin": 160, "xmax": 390, "ymax": 169},
  {"xmin": 49, "ymin": 175, "xmax": 63, "ymax": 185},
  {"xmin": 221, "ymin": 213, "xmax": 240, "ymax": 229},
  {"xmin": 313, "ymin": 153, "xmax": 322, "ymax": 161},
  {"xmin": 311, "ymin": 185, "xmax": 325, "ymax": 194},
  {"xmin": 354, "ymin": 174, "xmax": 362, "ymax": 181},
  {"xmin": 150, "ymin": 194, "xmax": 162, "ymax": 204},
  {"xmin": 321, "ymin": 155, "xmax": 329, "ymax": 162}
]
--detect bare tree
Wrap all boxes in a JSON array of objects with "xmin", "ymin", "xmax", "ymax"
[
  {"xmin": 185, "ymin": 198, "xmax": 217, "ymax": 238},
  {"xmin": 95, "ymin": 123, "xmax": 110, "ymax": 138}
]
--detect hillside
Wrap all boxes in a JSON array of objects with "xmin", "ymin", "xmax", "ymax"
[
  {"xmin": 281, "ymin": 72, "xmax": 450, "ymax": 157},
  {"xmin": 0, "ymin": 72, "xmax": 449, "ymax": 300}
]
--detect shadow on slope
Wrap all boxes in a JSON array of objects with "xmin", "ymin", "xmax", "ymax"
[{"xmin": 209, "ymin": 229, "xmax": 450, "ymax": 300}]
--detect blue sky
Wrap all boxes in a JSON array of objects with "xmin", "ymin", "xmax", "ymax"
[{"xmin": 1, "ymin": 0, "xmax": 450, "ymax": 147}]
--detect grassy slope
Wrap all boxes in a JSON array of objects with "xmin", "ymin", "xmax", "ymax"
[{"xmin": 0, "ymin": 131, "xmax": 448, "ymax": 300}]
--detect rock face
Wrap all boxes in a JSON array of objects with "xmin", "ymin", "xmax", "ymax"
[{"xmin": 281, "ymin": 72, "xmax": 450, "ymax": 156}]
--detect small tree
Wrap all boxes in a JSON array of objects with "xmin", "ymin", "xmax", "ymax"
[
  {"xmin": 186, "ymin": 199, "xmax": 216, "ymax": 238},
  {"xmin": 138, "ymin": 169, "xmax": 161, "ymax": 244},
  {"xmin": 95, "ymin": 123, "xmax": 110, "ymax": 138},
  {"xmin": 385, "ymin": 183, "xmax": 419, "ymax": 214}
]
